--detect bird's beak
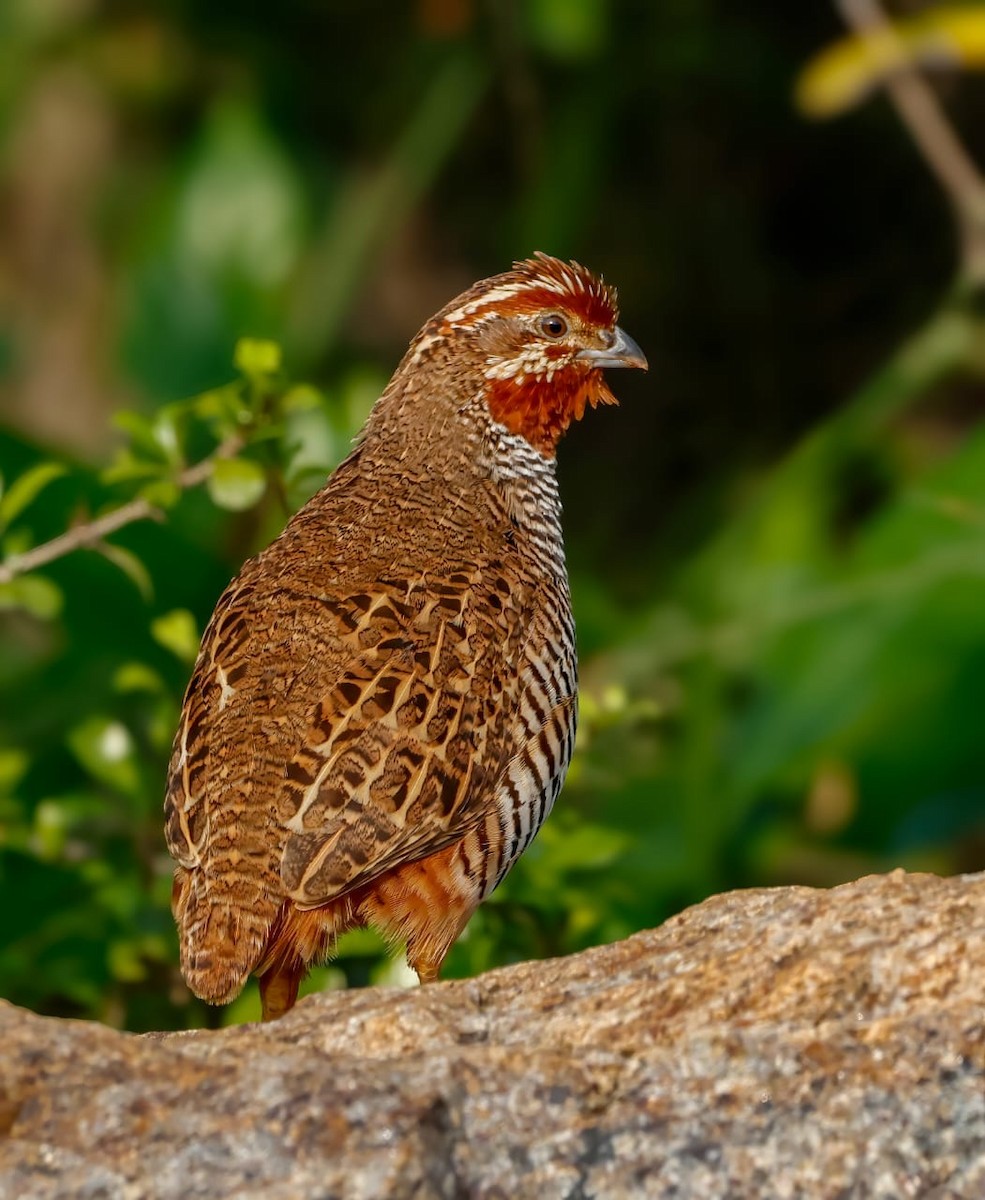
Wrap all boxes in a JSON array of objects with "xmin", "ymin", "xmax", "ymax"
[{"xmin": 577, "ymin": 326, "xmax": 648, "ymax": 371}]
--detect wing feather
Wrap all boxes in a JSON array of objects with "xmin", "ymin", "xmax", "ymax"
[
  {"xmin": 164, "ymin": 558, "xmax": 529, "ymax": 920},
  {"xmin": 279, "ymin": 566, "xmax": 526, "ymax": 905}
]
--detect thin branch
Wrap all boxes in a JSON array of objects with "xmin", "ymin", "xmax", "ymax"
[
  {"xmin": 838, "ymin": 0, "xmax": 985, "ymax": 280},
  {"xmin": 0, "ymin": 435, "xmax": 245, "ymax": 587}
]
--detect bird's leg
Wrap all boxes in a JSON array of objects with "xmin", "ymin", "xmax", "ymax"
[
  {"xmin": 258, "ymin": 963, "xmax": 302, "ymax": 1021},
  {"xmin": 408, "ymin": 949, "xmax": 442, "ymax": 985},
  {"xmin": 406, "ymin": 927, "xmax": 460, "ymax": 984}
]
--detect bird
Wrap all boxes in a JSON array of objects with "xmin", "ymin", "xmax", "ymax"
[{"xmin": 164, "ymin": 252, "xmax": 647, "ymax": 1020}]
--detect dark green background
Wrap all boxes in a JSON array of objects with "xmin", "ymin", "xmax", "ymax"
[{"xmin": 1, "ymin": 0, "xmax": 983, "ymax": 1029}]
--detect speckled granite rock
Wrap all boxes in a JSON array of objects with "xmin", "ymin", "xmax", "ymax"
[{"xmin": 1, "ymin": 870, "xmax": 983, "ymax": 1199}]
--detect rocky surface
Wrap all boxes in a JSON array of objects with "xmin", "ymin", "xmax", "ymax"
[{"xmin": 1, "ymin": 869, "xmax": 983, "ymax": 1198}]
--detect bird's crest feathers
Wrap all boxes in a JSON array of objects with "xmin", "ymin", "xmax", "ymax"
[{"xmin": 438, "ymin": 251, "xmax": 619, "ymax": 333}]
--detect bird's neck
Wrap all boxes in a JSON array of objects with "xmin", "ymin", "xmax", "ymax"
[
  {"xmin": 357, "ymin": 373, "xmax": 565, "ymax": 545},
  {"xmin": 478, "ymin": 412, "xmax": 564, "ymax": 539},
  {"xmin": 482, "ymin": 366, "xmax": 617, "ymax": 457}
]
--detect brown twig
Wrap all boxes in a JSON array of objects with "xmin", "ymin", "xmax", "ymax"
[
  {"xmin": 0, "ymin": 435, "xmax": 245, "ymax": 586},
  {"xmin": 838, "ymin": 0, "xmax": 985, "ymax": 280}
]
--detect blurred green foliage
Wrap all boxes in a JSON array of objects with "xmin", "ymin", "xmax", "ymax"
[{"xmin": 1, "ymin": 0, "xmax": 984, "ymax": 1030}]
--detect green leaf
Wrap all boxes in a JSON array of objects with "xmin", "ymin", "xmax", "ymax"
[
  {"xmin": 150, "ymin": 408, "xmax": 184, "ymax": 465},
  {"xmin": 193, "ymin": 384, "xmax": 247, "ymax": 431},
  {"xmin": 151, "ymin": 608, "xmax": 200, "ymax": 663},
  {"xmin": 281, "ymin": 384, "xmax": 324, "ymax": 413},
  {"xmin": 113, "ymin": 408, "xmax": 185, "ymax": 466},
  {"xmin": 32, "ymin": 798, "xmax": 69, "ymax": 860},
  {"xmin": 66, "ymin": 715, "xmax": 140, "ymax": 795},
  {"xmin": 112, "ymin": 411, "xmax": 167, "ymax": 462},
  {"xmin": 206, "ymin": 456, "xmax": 267, "ymax": 511},
  {"xmin": 234, "ymin": 337, "xmax": 282, "ymax": 379},
  {"xmin": 112, "ymin": 662, "xmax": 165, "ymax": 694},
  {"xmin": 94, "ymin": 543, "xmax": 154, "ymax": 601},
  {"xmin": 0, "ymin": 748, "xmax": 29, "ymax": 794},
  {"xmin": 138, "ymin": 478, "xmax": 182, "ymax": 509},
  {"xmin": 0, "ymin": 463, "xmax": 68, "ymax": 533},
  {"xmin": 193, "ymin": 385, "xmax": 233, "ymax": 419},
  {"xmin": 101, "ymin": 452, "xmax": 167, "ymax": 486},
  {"xmin": 0, "ymin": 575, "xmax": 64, "ymax": 620}
]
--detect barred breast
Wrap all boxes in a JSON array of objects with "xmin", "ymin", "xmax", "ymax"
[{"xmin": 480, "ymin": 425, "xmax": 578, "ymax": 896}]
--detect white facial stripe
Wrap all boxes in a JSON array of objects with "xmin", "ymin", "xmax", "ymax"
[
  {"xmin": 443, "ymin": 267, "xmax": 609, "ymax": 328},
  {"xmin": 443, "ymin": 283, "xmax": 529, "ymax": 326},
  {"xmin": 485, "ymin": 356, "xmax": 524, "ymax": 381},
  {"xmin": 484, "ymin": 345, "xmax": 564, "ymax": 383}
]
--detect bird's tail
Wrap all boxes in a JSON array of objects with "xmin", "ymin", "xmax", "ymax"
[{"xmin": 172, "ymin": 861, "xmax": 280, "ymax": 1006}]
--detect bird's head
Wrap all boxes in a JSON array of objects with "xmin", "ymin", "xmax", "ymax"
[{"xmin": 421, "ymin": 252, "xmax": 647, "ymax": 457}]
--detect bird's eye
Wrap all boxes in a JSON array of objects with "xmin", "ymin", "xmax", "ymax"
[{"xmin": 539, "ymin": 313, "xmax": 568, "ymax": 339}]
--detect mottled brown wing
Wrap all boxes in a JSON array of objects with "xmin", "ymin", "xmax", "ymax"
[
  {"xmin": 164, "ymin": 559, "xmax": 528, "ymax": 916},
  {"xmin": 278, "ymin": 564, "xmax": 527, "ymax": 907},
  {"xmin": 164, "ymin": 565, "xmax": 308, "ymax": 1000},
  {"xmin": 164, "ymin": 567, "xmax": 289, "ymax": 878}
]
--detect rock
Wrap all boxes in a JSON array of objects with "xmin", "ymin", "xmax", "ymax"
[{"xmin": 1, "ymin": 869, "xmax": 983, "ymax": 1198}]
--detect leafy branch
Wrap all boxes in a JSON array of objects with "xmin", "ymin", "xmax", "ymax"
[
  {"xmin": 0, "ymin": 434, "xmax": 245, "ymax": 587},
  {"xmin": 0, "ymin": 338, "xmax": 323, "ymax": 609},
  {"xmin": 837, "ymin": 0, "xmax": 985, "ymax": 282}
]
